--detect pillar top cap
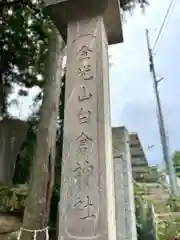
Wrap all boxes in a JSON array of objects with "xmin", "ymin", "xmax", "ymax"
[{"xmin": 44, "ymin": 0, "xmax": 123, "ymax": 45}]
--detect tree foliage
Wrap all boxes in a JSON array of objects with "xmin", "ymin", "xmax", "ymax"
[
  {"xmin": 172, "ymin": 151, "xmax": 180, "ymax": 167},
  {"xmin": 0, "ymin": 0, "xmax": 51, "ymax": 115},
  {"xmin": 172, "ymin": 151, "xmax": 180, "ymax": 178},
  {"xmin": 134, "ymin": 183, "xmax": 158, "ymax": 240},
  {"xmin": 120, "ymin": 0, "xmax": 149, "ymax": 11},
  {"xmin": 0, "ymin": 0, "xmax": 150, "ymax": 116}
]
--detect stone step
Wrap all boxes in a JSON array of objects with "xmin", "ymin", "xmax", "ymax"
[
  {"xmin": 143, "ymin": 194, "xmax": 170, "ymax": 213},
  {"xmin": 156, "ymin": 212, "xmax": 180, "ymax": 221},
  {"xmin": 144, "ymin": 193, "xmax": 169, "ymax": 201},
  {"xmin": 137, "ymin": 183, "xmax": 169, "ymax": 196},
  {"xmin": 137, "ymin": 182, "xmax": 165, "ymax": 186},
  {"xmin": 153, "ymin": 202, "xmax": 170, "ymax": 214},
  {"xmin": 137, "ymin": 182, "xmax": 164, "ymax": 189}
]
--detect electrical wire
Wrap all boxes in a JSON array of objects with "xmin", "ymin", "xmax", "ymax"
[{"xmin": 152, "ymin": 0, "xmax": 177, "ymax": 52}]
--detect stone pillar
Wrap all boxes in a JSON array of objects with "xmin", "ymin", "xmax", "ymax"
[
  {"xmin": 112, "ymin": 127, "xmax": 137, "ymax": 240},
  {"xmin": 0, "ymin": 119, "xmax": 27, "ymax": 184},
  {"xmin": 0, "ymin": 234, "xmax": 8, "ymax": 240},
  {"xmin": 58, "ymin": 16, "xmax": 116, "ymax": 240},
  {"xmin": 44, "ymin": 1, "xmax": 123, "ymax": 239}
]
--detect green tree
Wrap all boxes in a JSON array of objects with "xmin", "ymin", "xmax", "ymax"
[
  {"xmin": 0, "ymin": 0, "xmax": 51, "ymax": 115},
  {"xmin": 172, "ymin": 151, "xmax": 180, "ymax": 178},
  {"xmin": 0, "ymin": 0, "xmax": 149, "ymax": 116},
  {"xmin": 120, "ymin": 0, "xmax": 149, "ymax": 11}
]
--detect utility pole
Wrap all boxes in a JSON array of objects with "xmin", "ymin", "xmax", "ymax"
[{"xmin": 145, "ymin": 28, "xmax": 178, "ymax": 196}]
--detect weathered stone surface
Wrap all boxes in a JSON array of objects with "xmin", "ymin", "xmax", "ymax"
[
  {"xmin": 0, "ymin": 119, "xmax": 27, "ymax": 184},
  {"xmin": 58, "ymin": 15, "xmax": 116, "ymax": 240},
  {"xmin": 44, "ymin": 0, "xmax": 123, "ymax": 45},
  {"xmin": 112, "ymin": 127, "xmax": 137, "ymax": 240},
  {"xmin": 0, "ymin": 215, "xmax": 21, "ymax": 234},
  {"xmin": 0, "ymin": 234, "xmax": 8, "ymax": 240}
]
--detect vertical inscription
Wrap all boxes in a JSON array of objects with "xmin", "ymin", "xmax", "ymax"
[
  {"xmin": 77, "ymin": 45, "xmax": 93, "ymax": 81},
  {"xmin": 76, "ymin": 132, "xmax": 92, "ymax": 153},
  {"xmin": 78, "ymin": 108, "xmax": 92, "ymax": 124},
  {"xmin": 78, "ymin": 45, "xmax": 92, "ymax": 61},
  {"xmin": 73, "ymin": 161, "xmax": 94, "ymax": 187},
  {"xmin": 78, "ymin": 64, "xmax": 93, "ymax": 80},
  {"xmin": 60, "ymin": 17, "xmax": 112, "ymax": 240},
  {"xmin": 70, "ymin": 42, "xmax": 97, "ymax": 226},
  {"xmin": 73, "ymin": 195, "xmax": 96, "ymax": 220},
  {"xmin": 78, "ymin": 86, "xmax": 92, "ymax": 102}
]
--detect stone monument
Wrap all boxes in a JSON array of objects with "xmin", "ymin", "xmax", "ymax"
[
  {"xmin": 0, "ymin": 119, "xmax": 27, "ymax": 240},
  {"xmin": 112, "ymin": 127, "xmax": 137, "ymax": 240},
  {"xmin": 44, "ymin": 1, "xmax": 123, "ymax": 239},
  {"xmin": 0, "ymin": 119, "xmax": 27, "ymax": 184}
]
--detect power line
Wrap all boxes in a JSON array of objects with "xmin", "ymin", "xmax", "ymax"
[{"xmin": 152, "ymin": 0, "xmax": 177, "ymax": 52}]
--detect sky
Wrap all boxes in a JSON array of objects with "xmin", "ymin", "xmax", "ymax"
[
  {"xmin": 9, "ymin": 0, "xmax": 180, "ymax": 166},
  {"xmin": 109, "ymin": 0, "xmax": 180, "ymax": 166}
]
